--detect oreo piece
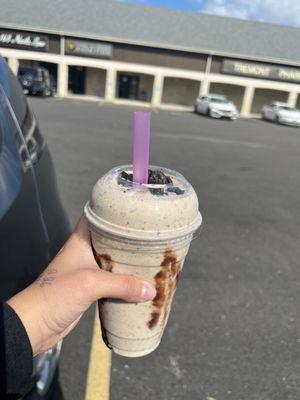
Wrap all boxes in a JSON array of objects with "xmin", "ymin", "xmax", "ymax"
[
  {"xmin": 148, "ymin": 169, "xmax": 173, "ymax": 185},
  {"xmin": 119, "ymin": 169, "xmax": 173, "ymax": 185},
  {"xmin": 120, "ymin": 171, "xmax": 133, "ymax": 181},
  {"xmin": 167, "ymin": 187, "xmax": 185, "ymax": 195},
  {"xmin": 118, "ymin": 169, "xmax": 178, "ymax": 196},
  {"xmin": 149, "ymin": 188, "xmax": 166, "ymax": 196}
]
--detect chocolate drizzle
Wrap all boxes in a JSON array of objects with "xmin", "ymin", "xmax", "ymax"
[
  {"xmin": 92, "ymin": 248, "xmax": 114, "ymax": 349},
  {"xmin": 148, "ymin": 250, "xmax": 182, "ymax": 330},
  {"xmin": 94, "ymin": 252, "xmax": 114, "ymax": 272}
]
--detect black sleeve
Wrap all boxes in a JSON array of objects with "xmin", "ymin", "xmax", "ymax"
[{"xmin": 0, "ymin": 302, "xmax": 34, "ymax": 398}]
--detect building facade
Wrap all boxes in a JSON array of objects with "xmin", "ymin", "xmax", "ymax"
[{"xmin": 1, "ymin": 1, "xmax": 300, "ymax": 116}]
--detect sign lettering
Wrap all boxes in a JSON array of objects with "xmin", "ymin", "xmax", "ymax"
[
  {"xmin": 65, "ymin": 39, "xmax": 113, "ymax": 59},
  {"xmin": 0, "ymin": 31, "xmax": 49, "ymax": 51},
  {"xmin": 222, "ymin": 59, "xmax": 300, "ymax": 83}
]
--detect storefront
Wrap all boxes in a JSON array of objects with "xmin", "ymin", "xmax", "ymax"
[
  {"xmin": 1, "ymin": 11, "xmax": 300, "ymax": 117},
  {"xmin": 68, "ymin": 66, "xmax": 106, "ymax": 97},
  {"xmin": 117, "ymin": 72, "xmax": 154, "ymax": 102},
  {"xmin": 251, "ymin": 89, "xmax": 289, "ymax": 114},
  {"xmin": 162, "ymin": 77, "xmax": 200, "ymax": 106},
  {"xmin": 18, "ymin": 59, "xmax": 58, "ymax": 90}
]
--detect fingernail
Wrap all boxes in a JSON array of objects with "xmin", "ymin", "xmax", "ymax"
[{"xmin": 141, "ymin": 281, "xmax": 156, "ymax": 301}]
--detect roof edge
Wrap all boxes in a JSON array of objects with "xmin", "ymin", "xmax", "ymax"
[{"xmin": 1, "ymin": 22, "xmax": 300, "ymax": 67}]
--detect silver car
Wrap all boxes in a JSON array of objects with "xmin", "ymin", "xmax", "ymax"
[
  {"xmin": 194, "ymin": 94, "xmax": 238, "ymax": 120},
  {"xmin": 262, "ymin": 102, "xmax": 300, "ymax": 127}
]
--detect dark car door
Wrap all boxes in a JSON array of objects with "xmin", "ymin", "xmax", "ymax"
[{"xmin": 0, "ymin": 60, "xmax": 50, "ymax": 300}]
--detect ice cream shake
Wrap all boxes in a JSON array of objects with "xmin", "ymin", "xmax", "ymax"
[{"xmin": 84, "ymin": 165, "xmax": 202, "ymax": 357}]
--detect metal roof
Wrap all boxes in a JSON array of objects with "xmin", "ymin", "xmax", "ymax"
[{"xmin": 1, "ymin": 0, "xmax": 300, "ymax": 65}]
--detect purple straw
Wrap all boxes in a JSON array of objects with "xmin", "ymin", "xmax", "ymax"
[{"xmin": 132, "ymin": 111, "xmax": 151, "ymax": 185}]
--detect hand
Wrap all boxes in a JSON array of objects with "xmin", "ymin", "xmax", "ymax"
[{"xmin": 7, "ymin": 218, "xmax": 156, "ymax": 356}]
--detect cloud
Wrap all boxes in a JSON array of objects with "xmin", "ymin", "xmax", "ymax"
[{"xmin": 197, "ymin": 0, "xmax": 300, "ymax": 27}]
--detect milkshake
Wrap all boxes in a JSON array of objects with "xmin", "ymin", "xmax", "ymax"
[{"xmin": 84, "ymin": 165, "xmax": 202, "ymax": 357}]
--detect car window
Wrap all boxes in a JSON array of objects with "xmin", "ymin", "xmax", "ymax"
[
  {"xmin": 0, "ymin": 121, "xmax": 1, "ymax": 154},
  {"xmin": 0, "ymin": 58, "xmax": 27, "ymax": 126},
  {"xmin": 1, "ymin": 59, "xmax": 43, "ymax": 158},
  {"xmin": 210, "ymin": 97, "xmax": 228, "ymax": 104},
  {"xmin": 0, "ymin": 84, "xmax": 23, "ymax": 219},
  {"xmin": 278, "ymin": 105, "xmax": 297, "ymax": 111},
  {"xmin": 19, "ymin": 67, "xmax": 38, "ymax": 78}
]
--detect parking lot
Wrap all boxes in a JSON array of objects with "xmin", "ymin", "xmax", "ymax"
[{"xmin": 29, "ymin": 98, "xmax": 300, "ymax": 400}]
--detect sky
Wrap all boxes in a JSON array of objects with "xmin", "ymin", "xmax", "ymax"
[{"xmin": 116, "ymin": 0, "xmax": 300, "ymax": 28}]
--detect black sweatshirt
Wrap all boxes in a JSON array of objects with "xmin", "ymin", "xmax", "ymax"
[{"xmin": 0, "ymin": 302, "xmax": 34, "ymax": 399}]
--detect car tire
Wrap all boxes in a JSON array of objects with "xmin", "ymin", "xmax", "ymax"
[{"xmin": 275, "ymin": 115, "xmax": 280, "ymax": 124}]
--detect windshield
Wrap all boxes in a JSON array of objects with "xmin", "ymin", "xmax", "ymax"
[
  {"xmin": 278, "ymin": 105, "xmax": 298, "ymax": 112},
  {"xmin": 210, "ymin": 97, "xmax": 228, "ymax": 104},
  {"xmin": 18, "ymin": 68, "xmax": 38, "ymax": 78}
]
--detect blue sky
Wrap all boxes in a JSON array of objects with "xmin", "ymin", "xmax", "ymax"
[{"xmin": 116, "ymin": 0, "xmax": 300, "ymax": 27}]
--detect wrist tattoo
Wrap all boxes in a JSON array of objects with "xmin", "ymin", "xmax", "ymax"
[{"xmin": 36, "ymin": 268, "xmax": 58, "ymax": 288}]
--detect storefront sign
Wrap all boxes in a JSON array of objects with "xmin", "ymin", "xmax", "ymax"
[
  {"xmin": 65, "ymin": 39, "xmax": 113, "ymax": 59},
  {"xmin": 0, "ymin": 31, "xmax": 49, "ymax": 51},
  {"xmin": 222, "ymin": 59, "xmax": 300, "ymax": 83}
]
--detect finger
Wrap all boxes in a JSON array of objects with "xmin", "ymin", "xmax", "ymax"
[
  {"xmin": 86, "ymin": 270, "xmax": 156, "ymax": 303},
  {"xmin": 74, "ymin": 216, "xmax": 90, "ymax": 242}
]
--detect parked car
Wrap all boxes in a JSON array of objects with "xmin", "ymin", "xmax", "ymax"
[
  {"xmin": 262, "ymin": 102, "xmax": 300, "ymax": 127},
  {"xmin": 18, "ymin": 67, "xmax": 53, "ymax": 97},
  {"xmin": 194, "ymin": 94, "xmax": 238, "ymax": 120},
  {"xmin": 0, "ymin": 57, "xmax": 70, "ymax": 398}
]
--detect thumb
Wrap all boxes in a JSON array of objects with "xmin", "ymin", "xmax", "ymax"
[{"xmin": 86, "ymin": 269, "xmax": 156, "ymax": 303}]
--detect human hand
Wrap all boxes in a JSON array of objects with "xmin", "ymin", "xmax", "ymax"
[{"xmin": 7, "ymin": 218, "xmax": 156, "ymax": 356}]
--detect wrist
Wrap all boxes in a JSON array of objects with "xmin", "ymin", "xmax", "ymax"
[{"xmin": 7, "ymin": 290, "xmax": 44, "ymax": 356}]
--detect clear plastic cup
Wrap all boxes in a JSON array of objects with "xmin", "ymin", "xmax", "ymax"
[{"xmin": 84, "ymin": 165, "xmax": 202, "ymax": 357}]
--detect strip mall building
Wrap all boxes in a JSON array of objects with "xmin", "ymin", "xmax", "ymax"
[{"xmin": 1, "ymin": 0, "xmax": 300, "ymax": 116}]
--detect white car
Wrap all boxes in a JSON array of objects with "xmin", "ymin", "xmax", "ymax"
[
  {"xmin": 194, "ymin": 94, "xmax": 238, "ymax": 120},
  {"xmin": 262, "ymin": 102, "xmax": 300, "ymax": 127}
]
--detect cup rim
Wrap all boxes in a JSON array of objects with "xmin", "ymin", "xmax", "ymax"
[{"xmin": 84, "ymin": 202, "xmax": 202, "ymax": 243}]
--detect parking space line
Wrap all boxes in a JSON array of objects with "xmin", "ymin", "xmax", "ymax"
[{"xmin": 85, "ymin": 310, "xmax": 111, "ymax": 400}]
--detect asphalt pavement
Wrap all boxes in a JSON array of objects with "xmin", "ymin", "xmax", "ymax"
[{"xmin": 29, "ymin": 97, "xmax": 300, "ymax": 400}]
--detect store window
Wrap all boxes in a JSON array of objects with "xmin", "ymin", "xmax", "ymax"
[
  {"xmin": 68, "ymin": 66, "xmax": 106, "ymax": 97},
  {"xmin": 117, "ymin": 72, "xmax": 153, "ymax": 102}
]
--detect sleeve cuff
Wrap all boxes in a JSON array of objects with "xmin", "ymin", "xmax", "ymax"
[{"xmin": 1, "ymin": 302, "xmax": 34, "ymax": 397}]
